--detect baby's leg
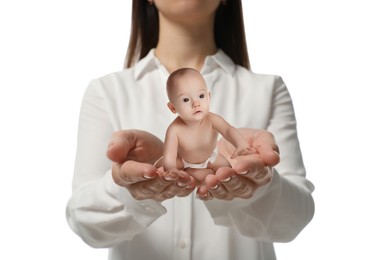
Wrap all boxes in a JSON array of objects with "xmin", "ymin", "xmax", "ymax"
[
  {"xmin": 208, "ymin": 153, "xmax": 231, "ymax": 172},
  {"xmin": 187, "ymin": 154, "xmax": 230, "ymax": 185},
  {"xmin": 153, "ymin": 156, "xmax": 184, "ymax": 170},
  {"xmin": 176, "ymin": 156, "xmax": 185, "ymax": 170}
]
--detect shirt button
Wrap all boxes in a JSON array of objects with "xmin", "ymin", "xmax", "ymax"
[{"xmin": 178, "ymin": 239, "xmax": 187, "ymax": 249}]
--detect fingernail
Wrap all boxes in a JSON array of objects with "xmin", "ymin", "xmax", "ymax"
[
  {"xmin": 143, "ymin": 173, "xmax": 155, "ymax": 179},
  {"xmin": 237, "ymin": 170, "xmax": 249, "ymax": 175},
  {"xmin": 163, "ymin": 172, "xmax": 177, "ymax": 181},
  {"xmin": 198, "ymin": 193, "xmax": 208, "ymax": 198},
  {"xmin": 209, "ymin": 184, "xmax": 219, "ymax": 190},
  {"xmin": 176, "ymin": 181, "xmax": 187, "ymax": 187},
  {"xmin": 164, "ymin": 176, "xmax": 176, "ymax": 181},
  {"xmin": 221, "ymin": 176, "xmax": 232, "ymax": 183}
]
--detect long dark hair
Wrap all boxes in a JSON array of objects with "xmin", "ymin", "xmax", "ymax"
[{"xmin": 124, "ymin": 0, "xmax": 250, "ymax": 69}]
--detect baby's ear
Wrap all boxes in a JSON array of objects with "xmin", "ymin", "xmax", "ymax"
[{"xmin": 167, "ymin": 102, "xmax": 176, "ymax": 113}]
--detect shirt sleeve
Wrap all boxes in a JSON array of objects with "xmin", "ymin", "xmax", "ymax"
[
  {"xmin": 65, "ymin": 79, "xmax": 166, "ymax": 248},
  {"xmin": 204, "ymin": 76, "xmax": 315, "ymax": 242}
]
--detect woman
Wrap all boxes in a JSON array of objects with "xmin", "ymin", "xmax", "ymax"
[{"xmin": 66, "ymin": 1, "xmax": 315, "ymax": 259}]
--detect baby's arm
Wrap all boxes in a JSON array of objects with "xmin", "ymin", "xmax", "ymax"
[
  {"xmin": 209, "ymin": 113, "xmax": 252, "ymax": 159},
  {"xmin": 163, "ymin": 125, "xmax": 180, "ymax": 170}
]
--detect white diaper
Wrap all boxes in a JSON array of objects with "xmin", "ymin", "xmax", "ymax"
[{"xmin": 182, "ymin": 149, "xmax": 218, "ymax": 169}]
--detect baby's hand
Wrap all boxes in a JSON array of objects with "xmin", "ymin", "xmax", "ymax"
[{"xmin": 230, "ymin": 145, "xmax": 256, "ymax": 159}]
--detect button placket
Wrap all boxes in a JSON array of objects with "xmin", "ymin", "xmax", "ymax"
[{"xmin": 173, "ymin": 195, "xmax": 192, "ymax": 260}]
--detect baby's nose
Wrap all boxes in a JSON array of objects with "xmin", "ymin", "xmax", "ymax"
[{"xmin": 193, "ymin": 101, "xmax": 200, "ymax": 107}]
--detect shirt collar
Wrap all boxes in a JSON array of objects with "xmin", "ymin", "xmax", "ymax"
[
  {"xmin": 202, "ymin": 49, "xmax": 236, "ymax": 76},
  {"xmin": 133, "ymin": 49, "xmax": 236, "ymax": 80},
  {"xmin": 133, "ymin": 49, "xmax": 158, "ymax": 80}
]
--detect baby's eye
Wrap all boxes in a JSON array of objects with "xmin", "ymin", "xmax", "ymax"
[
  {"xmin": 199, "ymin": 94, "xmax": 205, "ymax": 98},
  {"xmin": 183, "ymin": 98, "xmax": 189, "ymax": 102}
]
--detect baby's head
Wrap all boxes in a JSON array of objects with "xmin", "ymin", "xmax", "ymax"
[{"xmin": 166, "ymin": 68, "xmax": 210, "ymax": 121}]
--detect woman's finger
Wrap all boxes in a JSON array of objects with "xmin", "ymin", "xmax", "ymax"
[
  {"xmin": 160, "ymin": 174, "xmax": 196, "ymax": 199},
  {"xmin": 232, "ymin": 128, "xmax": 280, "ymax": 166},
  {"xmin": 107, "ymin": 130, "xmax": 164, "ymax": 164},
  {"xmin": 233, "ymin": 159, "xmax": 273, "ymax": 186},
  {"xmin": 204, "ymin": 174, "xmax": 234, "ymax": 200},
  {"xmin": 256, "ymin": 143, "xmax": 280, "ymax": 166},
  {"xmin": 232, "ymin": 156, "xmax": 264, "ymax": 175},
  {"xmin": 118, "ymin": 161, "xmax": 158, "ymax": 184},
  {"xmin": 107, "ymin": 130, "xmax": 136, "ymax": 163}
]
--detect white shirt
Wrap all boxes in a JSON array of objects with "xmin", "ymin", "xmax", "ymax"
[{"xmin": 66, "ymin": 49, "xmax": 314, "ymax": 260}]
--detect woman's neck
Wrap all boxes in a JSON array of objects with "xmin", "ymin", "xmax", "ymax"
[{"xmin": 155, "ymin": 15, "xmax": 217, "ymax": 73}]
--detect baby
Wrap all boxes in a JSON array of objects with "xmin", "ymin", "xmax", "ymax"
[{"xmin": 162, "ymin": 68, "xmax": 252, "ymax": 182}]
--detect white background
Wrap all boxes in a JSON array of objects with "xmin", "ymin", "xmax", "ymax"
[{"xmin": 1, "ymin": 0, "xmax": 379, "ymax": 259}]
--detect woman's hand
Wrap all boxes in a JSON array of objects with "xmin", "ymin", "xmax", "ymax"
[
  {"xmin": 197, "ymin": 128, "xmax": 280, "ymax": 200},
  {"xmin": 107, "ymin": 130, "xmax": 196, "ymax": 201}
]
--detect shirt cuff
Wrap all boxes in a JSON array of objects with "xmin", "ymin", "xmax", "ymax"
[{"xmin": 104, "ymin": 170, "xmax": 167, "ymax": 226}]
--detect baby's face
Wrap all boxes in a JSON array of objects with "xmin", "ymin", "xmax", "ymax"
[{"xmin": 168, "ymin": 74, "xmax": 210, "ymax": 122}]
